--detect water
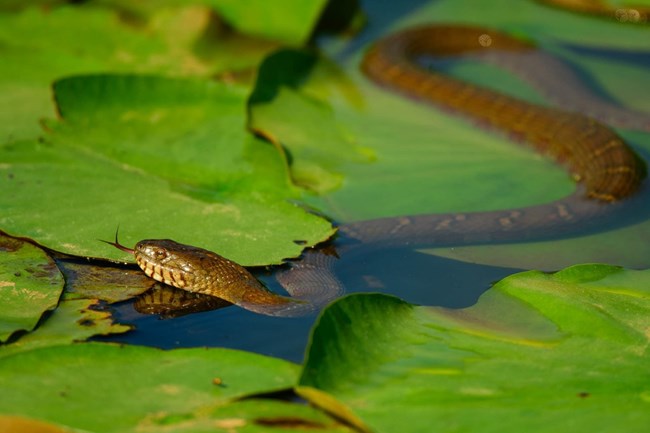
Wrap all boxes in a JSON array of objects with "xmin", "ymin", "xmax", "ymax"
[{"xmin": 102, "ymin": 245, "xmax": 518, "ymax": 363}]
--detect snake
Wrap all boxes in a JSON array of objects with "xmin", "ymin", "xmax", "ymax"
[
  {"xmin": 536, "ymin": 0, "xmax": 649, "ymax": 24},
  {"xmin": 105, "ymin": 25, "xmax": 647, "ymax": 317}
]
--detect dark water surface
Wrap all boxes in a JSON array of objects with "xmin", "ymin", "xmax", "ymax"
[{"xmin": 103, "ymin": 247, "xmax": 518, "ymax": 363}]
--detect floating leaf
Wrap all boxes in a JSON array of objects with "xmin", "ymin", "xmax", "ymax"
[
  {"xmin": 0, "ymin": 1, "xmax": 331, "ymax": 143},
  {"xmin": 250, "ymin": 49, "xmax": 375, "ymax": 193},
  {"xmin": 0, "ymin": 75, "xmax": 334, "ymax": 265},
  {"xmin": 0, "ymin": 4, "xmax": 189, "ymax": 143},
  {"xmin": 0, "ymin": 415, "xmax": 75, "ymax": 433},
  {"xmin": 56, "ymin": 258, "xmax": 154, "ymax": 303},
  {"xmin": 0, "ymin": 234, "xmax": 63, "ymax": 342},
  {"xmin": 206, "ymin": 0, "xmax": 328, "ymax": 44},
  {"xmin": 0, "ymin": 298, "xmax": 131, "ymax": 359},
  {"xmin": 135, "ymin": 399, "xmax": 354, "ymax": 433},
  {"xmin": 0, "ymin": 342, "xmax": 307, "ymax": 433},
  {"xmin": 299, "ymin": 264, "xmax": 650, "ymax": 432}
]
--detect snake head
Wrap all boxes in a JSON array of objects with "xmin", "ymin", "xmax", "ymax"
[
  {"xmin": 134, "ymin": 240, "xmax": 176, "ymax": 264},
  {"xmin": 131, "ymin": 239, "xmax": 205, "ymax": 287}
]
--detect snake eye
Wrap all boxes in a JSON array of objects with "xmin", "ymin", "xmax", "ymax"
[{"xmin": 136, "ymin": 241, "xmax": 171, "ymax": 262}]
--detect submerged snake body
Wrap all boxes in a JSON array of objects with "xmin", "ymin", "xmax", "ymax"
[
  {"xmin": 124, "ymin": 25, "xmax": 646, "ymax": 317},
  {"xmin": 339, "ymin": 25, "xmax": 645, "ymax": 248}
]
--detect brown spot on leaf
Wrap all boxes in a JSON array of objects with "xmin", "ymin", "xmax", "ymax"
[
  {"xmin": 254, "ymin": 417, "xmax": 326, "ymax": 429},
  {"xmin": 577, "ymin": 391, "xmax": 590, "ymax": 398},
  {"xmin": 33, "ymin": 262, "xmax": 59, "ymax": 278},
  {"xmin": 0, "ymin": 415, "xmax": 71, "ymax": 433},
  {"xmin": 0, "ymin": 236, "xmax": 23, "ymax": 252},
  {"xmin": 77, "ymin": 319, "xmax": 95, "ymax": 327}
]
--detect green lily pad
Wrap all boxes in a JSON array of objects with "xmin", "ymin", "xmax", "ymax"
[
  {"xmin": 206, "ymin": 0, "xmax": 328, "ymax": 44},
  {"xmin": 0, "ymin": 75, "xmax": 334, "ymax": 265},
  {"xmin": 0, "ymin": 399, "xmax": 353, "ymax": 433},
  {"xmin": 298, "ymin": 264, "xmax": 650, "ymax": 432},
  {"xmin": 0, "ymin": 234, "xmax": 63, "ymax": 342},
  {"xmin": 0, "ymin": 342, "xmax": 305, "ymax": 433},
  {"xmin": 299, "ymin": 56, "xmax": 574, "ymax": 221},
  {"xmin": 0, "ymin": 415, "xmax": 75, "ymax": 433},
  {"xmin": 0, "ymin": 298, "xmax": 131, "ymax": 359},
  {"xmin": 0, "ymin": 2, "xmax": 326, "ymax": 144},
  {"xmin": 132, "ymin": 398, "xmax": 354, "ymax": 433},
  {"xmin": 250, "ymin": 49, "xmax": 375, "ymax": 193},
  {"xmin": 0, "ymin": 5, "xmax": 167, "ymax": 143}
]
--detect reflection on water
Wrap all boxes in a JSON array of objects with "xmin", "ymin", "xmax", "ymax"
[{"xmin": 105, "ymin": 295, "xmax": 315, "ymax": 363}]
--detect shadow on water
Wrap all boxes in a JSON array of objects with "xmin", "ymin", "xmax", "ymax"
[{"xmin": 550, "ymin": 42, "xmax": 650, "ymax": 108}]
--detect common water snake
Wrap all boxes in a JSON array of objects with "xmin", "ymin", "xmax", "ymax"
[{"xmin": 107, "ymin": 25, "xmax": 647, "ymax": 317}]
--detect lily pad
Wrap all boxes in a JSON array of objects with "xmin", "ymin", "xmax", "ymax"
[
  {"xmin": 0, "ymin": 399, "xmax": 353, "ymax": 433},
  {"xmin": 298, "ymin": 264, "xmax": 650, "ymax": 432},
  {"xmin": 134, "ymin": 399, "xmax": 355, "ymax": 433},
  {"xmin": 56, "ymin": 258, "xmax": 154, "ymax": 303},
  {"xmin": 206, "ymin": 0, "xmax": 328, "ymax": 44},
  {"xmin": 0, "ymin": 75, "xmax": 334, "ymax": 265},
  {"xmin": 0, "ymin": 234, "xmax": 63, "ymax": 342},
  {"xmin": 0, "ymin": 1, "xmax": 327, "ymax": 144},
  {"xmin": 0, "ymin": 342, "xmax": 307, "ymax": 433},
  {"xmin": 250, "ymin": 49, "xmax": 375, "ymax": 193},
  {"xmin": 0, "ymin": 415, "xmax": 75, "ymax": 433},
  {"xmin": 0, "ymin": 4, "xmax": 178, "ymax": 143},
  {"xmin": 0, "ymin": 298, "xmax": 131, "ymax": 359}
]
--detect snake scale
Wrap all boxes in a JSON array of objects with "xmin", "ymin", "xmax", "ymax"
[{"xmin": 107, "ymin": 25, "xmax": 647, "ymax": 317}]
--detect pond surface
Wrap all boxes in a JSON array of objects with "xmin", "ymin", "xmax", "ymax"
[
  {"xmin": 102, "ymin": 243, "xmax": 519, "ymax": 363},
  {"xmin": 100, "ymin": 0, "xmax": 650, "ymax": 363}
]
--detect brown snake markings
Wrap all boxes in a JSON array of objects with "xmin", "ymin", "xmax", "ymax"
[
  {"xmin": 108, "ymin": 25, "xmax": 647, "ymax": 317},
  {"xmin": 536, "ymin": 0, "xmax": 649, "ymax": 24}
]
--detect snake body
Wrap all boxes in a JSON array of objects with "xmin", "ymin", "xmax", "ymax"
[
  {"xmin": 115, "ymin": 25, "xmax": 647, "ymax": 317},
  {"xmin": 132, "ymin": 239, "xmax": 305, "ymax": 316},
  {"xmin": 339, "ymin": 25, "xmax": 646, "ymax": 247},
  {"xmin": 536, "ymin": 0, "xmax": 649, "ymax": 24}
]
